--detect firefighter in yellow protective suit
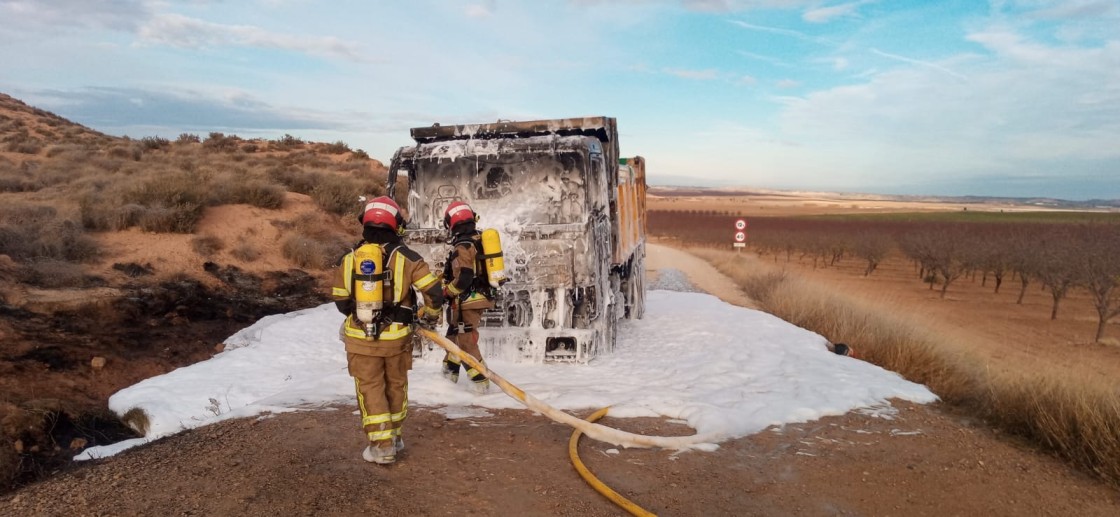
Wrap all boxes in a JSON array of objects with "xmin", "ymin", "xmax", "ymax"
[
  {"xmin": 440, "ymin": 201, "xmax": 496, "ymax": 394},
  {"xmin": 332, "ymin": 196, "xmax": 444, "ymax": 465}
]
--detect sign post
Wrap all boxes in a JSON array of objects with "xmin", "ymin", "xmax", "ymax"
[{"xmin": 733, "ymin": 219, "xmax": 747, "ymax": 252}]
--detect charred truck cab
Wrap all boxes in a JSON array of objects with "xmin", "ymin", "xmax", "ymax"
[{"xmin": 388, "ymin": 117, "xmax": 646, "ymax": 363}]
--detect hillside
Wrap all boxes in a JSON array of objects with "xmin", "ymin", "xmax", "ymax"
[{"xmin": 0, "ymin": 92, "xmax": 388, "ymax": 491}]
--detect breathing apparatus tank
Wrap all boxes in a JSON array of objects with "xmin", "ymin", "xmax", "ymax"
[
  {"xmin": 480, "ymin": 228, "xmax": 507, "ymax": 288},
  {"xmin": 352, "ymin": 243, "xmax": 384, "ymax": 336}
]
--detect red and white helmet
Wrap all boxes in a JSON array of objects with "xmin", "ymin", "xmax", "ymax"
[
  {"xmin": 361, "ymin": 196, "xmax": 405, "ymax": 231},
  {"xmin": 443, "ymin": 200, "xmax": 477, "ymax": 229}
]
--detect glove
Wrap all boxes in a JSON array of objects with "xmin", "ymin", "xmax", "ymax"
[{"xmin": 418, "ymin": 306, "xmax": 442, "ymax": 328}]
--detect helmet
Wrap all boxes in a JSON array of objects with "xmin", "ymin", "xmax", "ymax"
[
  {"xmin": 443, "ymin": 200, "xmax": 478, "ymax": 229},
  {"xmin": 361, "ymin": 196, "xmax": 405, "ymax": 232}
]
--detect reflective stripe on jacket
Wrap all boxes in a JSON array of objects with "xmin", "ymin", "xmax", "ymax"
[{"xmin": 332, "ymin": 244, "xmax": 440, "ymax": 354}]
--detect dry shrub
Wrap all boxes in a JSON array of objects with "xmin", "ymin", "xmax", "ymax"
[
  {"xmin": 230, "ymin": 240, "xmax": 261, "ymax": 262},
  {"xmin": 311, "ymin": 174, "xmax": 384, "ymax": 216},
  {"xmin": 694, "ymin": 248, "xmax": 1120, "ymax": 485},
  {"xmin": 176, "ymin": 133, "xmax": 201, "ymax": 144},
  {"xmin": 140, "ymin": 136, "xmax": 170, "ymax": 151},
  {"xmin": 232, "ymin": 180, "xmax": 285, "ymax": 209},
  {"xmin": 267, "ymin": 166, "xmax": 323, "ymax": 195},
  {"xmin": 8, "ymin": 141, "xmax": 42, "ymax": 154},
  {"xmin": 270, "ymin": 133, "xmax": 304, "ymax": 150},
  {"xmin": 323, "ymin": 140, "xmax": 351, "ymax": 154},
  {"xmin": 44, "ymin": 144, "xmax": 90, "ymax": 158},
  {"xmin": 191, "ymin": 235, "xmax": 225, "ymax": 257},
  {"xmin": 107, "ymin": 144, "xmax": 141, "ymax": 161},
  {"xmin": 19, "ymin": 259, "xmax": 98, "ymax": 288},
  {"xmin": 203, "ymin": 132, "xmax": 239, "ymax": 152},
  {"xmin": 280, "ymin": 215, "xmax": 349, "ymax": 269},
  {"xmin": 0, "ymin": 204, "xmax": 99, "ymax": 262},
  {"xmin": 137, "ymin": 204, "xmax": 204, "ymax": 233},
  {"xmin": 124, "ymin": 172, "xmax": 208, "ymax": 233},
  {"xmin": 80, "ymin": 197, "xmax": 144, "ymax": 231}
]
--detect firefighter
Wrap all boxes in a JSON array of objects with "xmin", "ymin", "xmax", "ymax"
[
  {"xmin": 332, "ymin": 196, "xmax": 444, "ymax": 465},
  {"xmin": 440, "ymin": 201, "xmax": 495, "ymax": 394}
]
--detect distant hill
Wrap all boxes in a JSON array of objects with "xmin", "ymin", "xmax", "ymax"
[
  {"xmin": 1, "ymin": 91, "xmax": 389, "ymax": 292},
  {"xmin": 649, "ymin": 185, "xmax": 1120, "ymax": 210}
]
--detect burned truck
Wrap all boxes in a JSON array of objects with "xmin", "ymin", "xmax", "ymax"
[{"xmin": 387, "ymin": 117, "xmax": 646, "ymax": 363}]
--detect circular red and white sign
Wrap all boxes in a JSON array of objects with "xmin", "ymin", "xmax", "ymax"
[
  {"xmin": 734, "ymin": 231, "xmax": 746, "ymax": 242},
  {"xmin": 735, "ymin": 219, "xmax": 747, "ymax": 230}
]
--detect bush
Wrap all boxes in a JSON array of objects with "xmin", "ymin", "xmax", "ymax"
[
  {"xmin": 176, "ymin": 133, "xmax": 201, "ymax": 144},
  {"xmin": 137, "ymin": 203, "xmax": 204, "ymax": 233},
  {"xmin": 19, "ymin": 259, "xmax": 94, "ymax": 288},
  {"xmin": 271, "ymin": 134, "xmax": 304, "ymax": 150},
  {"xmin": 0, "ymin": 204, "xmax": 100, "ymax": 262},
  {"xmin": 267, "ymin": 167, "xmax": 323, "ymax": 195},
  {"xmin": 81, "ymin": 197, "xmax": 144, "ymax": 232},
  {"xmin": 203, "ymin": 132, "xmax": 238, "ymax": 152},
  {"xmin": 191, "ymin": 235, "xmax": 225, "ymax": 257},
  {"xmin": 279, "ymin": 215, "xmax": 349, "ymax": 269},
  {"xmin": 324, "ymin": 141, "xmax": 351, "ymax": 154},
  {"xmin": 282, "ymin": 234, "xmax": 346, "ymax": 269},
  {"xmin": 8, "ymin": 141, "xmax": 43, "ymax": 154},
  {"xmin": 230, "ymin": 240, "xmax": 261, "ymax": 262},
  {"xmin": 235, "ymin": 181, "xmax": 286, "ymax": 209},
  {"xmin": 311, "ymin": 174, "xmax": 382, "ymax": 216},
  {"xmin": 107, "ymin": 145, "xmax": 141, "ymax": 161},
  {"xmin": 140, "ymin": 136, "xmax": 170, "ymax": 151}
]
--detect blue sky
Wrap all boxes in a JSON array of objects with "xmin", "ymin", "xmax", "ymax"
[{"xmin": 2, "ymin": 0, "xmax": 1117, "ymax": 200}]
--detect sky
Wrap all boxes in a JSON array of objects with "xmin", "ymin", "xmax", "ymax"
[
  {"xmin": 75, "ymin": 274, "xmax": 935, "ymax": 461},
  {"xmin": 2, "ymin": 0, "xmax": 1117, "ymax": 200}
]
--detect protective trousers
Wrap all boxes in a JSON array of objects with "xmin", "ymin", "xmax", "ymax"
[
  {"xmin": 443, "ymin": 307, "xmax": 488, "ymax": 385},
  {"xmin": 347, "ymin": 351, "xmax": 410, "ymax": 448}
]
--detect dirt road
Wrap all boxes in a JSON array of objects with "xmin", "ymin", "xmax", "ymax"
[{"xmin": 4, "ymin": 246, "xmax": 1119, "ymax": 516}]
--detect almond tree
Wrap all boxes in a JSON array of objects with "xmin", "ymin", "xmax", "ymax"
[
  {"xmin": 1034, "ymin": 228, "xmax": 1078, "ymax": 320},
  {"xmin": 928, "ymin": 225, "xmax": 969, "ymax": 299},
  {"xmin": 1009, "ymin": 229, "xmax": 1038, "ymax": 304},
  {"xmin": 1075, "ymin": 225, "xmax": 1120, "ymax": 342},
  {"xmin": 852, "ymin": 231, "xmax": 892, "ymax": 276}
]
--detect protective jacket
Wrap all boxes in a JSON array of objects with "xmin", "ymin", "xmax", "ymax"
[
  {"xmin": 333, "ymin": 241, "xmax": 444, "ymax": 356},
  {"xmin": 444, "ymin": 231, "xmax": 496, "ymax": 311},
  {"xmin": 442, "ymin": 230, "xmax": 494, "ymax": 389}
]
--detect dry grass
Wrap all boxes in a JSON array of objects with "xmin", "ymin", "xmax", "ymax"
[
  {"xmin": 280, "ymin": 214, "xmax": 350, "ymax": 269},
  {"xmin": 190, "ymin": 235, "xmax": 225, "ymax": 257},
  {"xmin": 0, "ymin": 203, "xmax": 99, "ymax": 262},
  {"xmin": 694, "ymin": 248, "xmax": 1120, "ymax": 484},
  {"xmin": 230, "ymin": 239, "xmax": 261, "ymax": 262}
]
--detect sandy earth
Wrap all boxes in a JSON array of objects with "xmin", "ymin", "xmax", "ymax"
[{"xmin": 4, "ymin": 245, "xmax": 1120, "ymax": 516}]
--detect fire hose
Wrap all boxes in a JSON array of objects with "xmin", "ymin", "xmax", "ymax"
[{"xmin": 417, "ymin": 328, "xmax": 717, "ymax": 515}]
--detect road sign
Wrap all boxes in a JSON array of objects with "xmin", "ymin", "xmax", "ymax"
[
  {"xmin": 734, "ymin": 219, "xmax": 747, "ymax": 230},
  {"xmin": 734, "ymin": 231, "xmax": 746, "ymax": 242},
  {"xmin": 733, "ymin": 243, "xmax": 746, "ymax": 248}
]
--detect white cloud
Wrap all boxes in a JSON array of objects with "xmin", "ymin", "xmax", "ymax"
[
  {"xmin": 871, "ymin": 48, "xmax": 968, "ymax": 81},
  {"xmin": 775, "ymin": 78, "xmax": 800, "ymax": 88},
  {"xmin": 735, "ymin": 50, "xmax": 794, "ymax": 67},
  {"xmin": 1027, "ymin": 0, "xmax": 1118, "ymax": 20},
  {"xmin": 466, "ymin": 2, "xmax": 493, "ymax": 17},
  {"xmin": 802, "ymin": 1, "xmax": 865, "ymax": 23},
  {"xmin": 0, "ymin": 0, "xmax": 150, "ymax": 30},
  {"xmin": 737, "ymin": 74, "xmax": 758, "ymax": 85},
  {"xmin": 137, "ymin": 13, "xmax": 366, "ymax": 62},
  {"xmin": 728, "ymin": 19, "xmax": 831, "ymax": 45},
  {"xmin": 832, "ymin": 56, "xmax": 849, "ymax": 70},
  {"xmin": 663, "ymin": 67, "xmax": 721, "ymax": 80}
]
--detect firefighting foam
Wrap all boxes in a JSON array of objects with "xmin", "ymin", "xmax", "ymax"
[{"xmin": 76, "ymin": 286, "xmax": 936, "ymax": 460}]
